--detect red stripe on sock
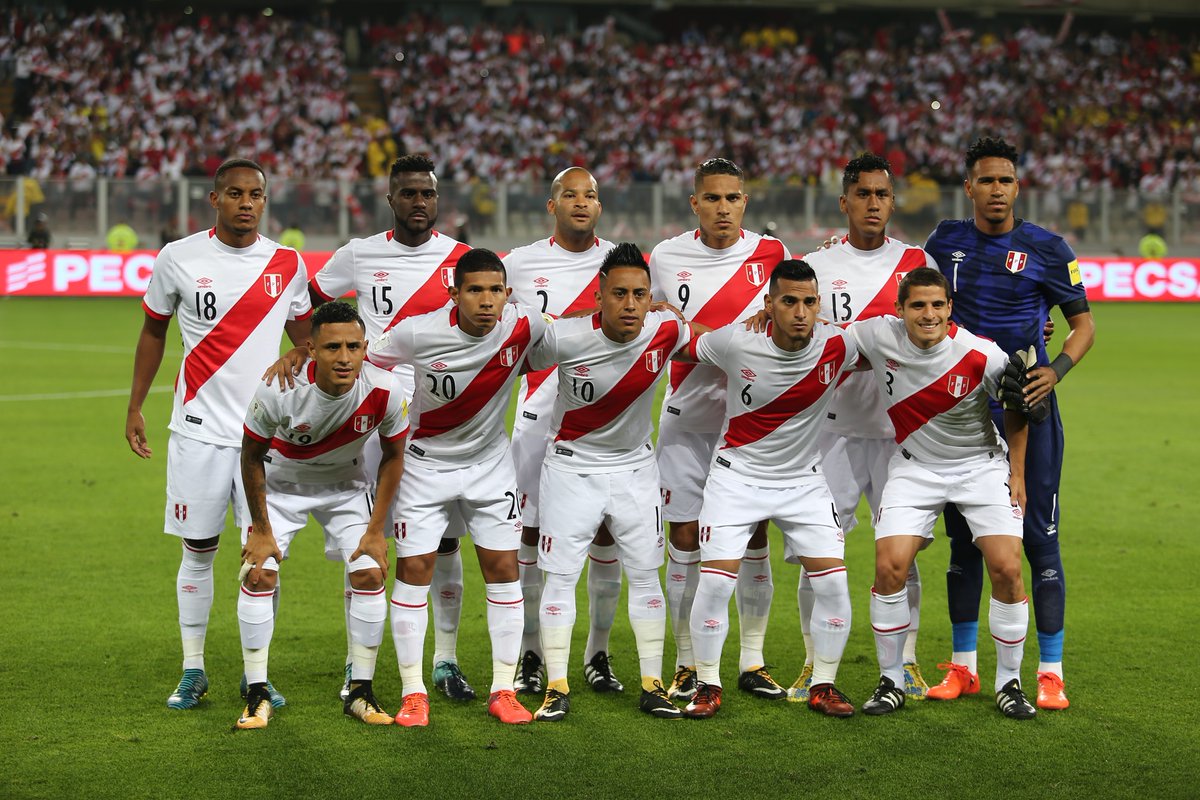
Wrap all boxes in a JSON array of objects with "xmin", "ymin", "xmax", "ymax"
[
  {"xmin": 871, "ymin": 623, "xmax": 910, "ymax": 634},
  {"xmin": 240, "ymin": 585, "xmax": 275, "ymax": 598},
  {"xmin": 700, "ymin": 567, "xmax": 738, "ymax": 580},
  {"xmin": 807, "ymin": 566, "xmax": 847, "ymax": 578},
  {"xmin": 486, "ymin": 597, "xmax": 524, "ymax": 606},
  {"xmin": 352, "ymin": 586, "xmax": 386, "ymax": 596},
  {"xmin": 991, "ymin": 634, "xmax": 1027, "ymax": 645},
  {"xmin": 389, "ymin": 599, "xmax": 428, "ymax": 609}
]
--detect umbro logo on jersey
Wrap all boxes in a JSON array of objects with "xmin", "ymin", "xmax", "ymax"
[
  {"xmin": 500, "ymin": 345, "xmax": 520, "ymax": 367},
  {"xmin": 676, "ymin": 271, "xmax": 692, "ymax": 280},
  {"xmin": 573, "ymin": 365, "xmax": 590, "ymax": 376},
  {"xmin": 263, "ymin": 273, "xmax": 283, "ymax": 298},
  {"xmin": 644, "ymin": 349, "xmax": 663, "ymax": 373},
  {"xmin": 885, "ymin": 359, "xmax": 899, "ymax": 370},
  {"xmin": 534, "ymin": 276, "xmax": 550, "ymax": 286},
  {"xmin": 947, "ymin": 374, "xmax": 971, "ymax": 397},
  {"xmin": 373, "ymin": 271, "xmax": 388, "ymax": 282},
  {"xmin": 745, "ymin": 262, "xmax": 766, "ymax": 286},
  {"xmin": 431, "ymin": 361, "xmax": 448, "ymax": 371},
  {"xmin": 832, "ymin": 279, "xmax": 847, "ymax": 288},
  {"xmin": 817, "ymin": 361, "xmax": 836, "ymax": 385},
  {"xmin": 353, "ymin": 415, "xmax": 376, "ymax": 433},
  {"xmin": 439, "ymin": 267, "xmax": 455, "ymax": 288},
  {"xmin": 741, "ymin": 369, "xmax": 756, "ymax": 380},
  {"xmin": 951, "ymin": 251, "xmax": 966, "ymax": 261},
  {"xmin": 1006, "ymin": 251, "xmax": 1028, "ymax": 274},
  {"xmin": 196, "ymin": 277, "xmax": 212, "ymax": 287},
  {"xmin": 293, "ymin": 424, "xmax": 311, "ymax": 432}
]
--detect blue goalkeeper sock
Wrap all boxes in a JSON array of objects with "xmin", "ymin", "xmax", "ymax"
[{"xmin": 951, "ymin": 621, "xmax": 978, "ymax": 653}]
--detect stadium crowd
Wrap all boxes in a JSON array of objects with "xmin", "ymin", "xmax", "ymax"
[{"xmin": 3, "ymin": 9, "xmax": 1199, "ymax": 195}]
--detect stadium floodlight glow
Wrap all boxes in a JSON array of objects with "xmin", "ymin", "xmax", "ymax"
[
  {"xmin": 931, "ymin": 100, "xmax": 942, "ymax": 110},
  {"xmin": 263, "ymin": 7, "xmax": 274, "ymax": 16}
]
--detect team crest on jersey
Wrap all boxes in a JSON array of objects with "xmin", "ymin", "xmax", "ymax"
[
  {"xmin": 645, "ymin": 349, "xmax": 663, "ymax": 373},
  {"xmin": 1005, "ymin": 251, "xmax": 1028, "ymax": 274},
  {"xmin": 353, "ymin": 415, "xmax": 376, "ymax": 433},
  {"xmin": 174, "ymin": 503, "xmax": 187, "ymax": 522},
  {"xmin": 947, "ymin": 374, "xmax": 971, "ymax": 397},
  {"xmin": 500, "ymin": 345, "xmax": 520, "ymax": 367},
  {"xmin": 745, "ymin": 262, "xmax": 766, "ymax": 286},
  {"xmin": 439, "ymin": 267, "xmax": 455, "ymax": 288},
  {"xmin": 894, "ymin": 272, "xmax": 909, "ymax": 285},
  {"xmin": 817, "ymin": 361, "xmax": 836, "ymax": 385},
  {"xmin": 263, "ymin": 273, "xmax": 283, "ymax": 298}
]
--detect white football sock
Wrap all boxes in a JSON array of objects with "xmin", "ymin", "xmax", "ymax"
[
  {"xmin": 808, "ymin": 566, "xmax": 851, "ymax": 686},
  {"xmin": 517, "ymin": 542, "xmax": 542, "ymax": 655},
  {"xmin": 348, "ymin": 585, "xmax": 386, "ymax": 682},
  {"xmin": 390, "ymin": 581, "xmax": 429, "ymax": 696},
  {"xmin": 343, "ymin": 568, "xmax": 354, "ymax": 668},
  {"xmin": 430, "ymin": 545, "xmax": 463, "ymax": 665},
  {"xmin": 904, "ymin": 561, "xmax": 921, "ymax": 663},
  {"xmin": 798, "ymin": 568, "xmax": 815, "ymax": 666},
  {"xmin": 737, "ymin": 546, "xmax": 773, "ymax": 672},
  {"xmin": 584, "ymin": 543, "xmax": 622, "ymax": 663},
  {"xmin": 1039, "ymin": 661, "xmax": 1063, "ymax": 679},
  {"xmin": 690, "ymin": 567, "xmax": 737, "ymax": 687},
  {"xmin": 951, "ymin": 650, "xmax": 979, "ymax": 674},
  {"xmin": 870, "ymin": 587, "xmax": 908, "ymax": 687},
  {"xmin": 178, "ymin": 542, "xmax": 217, "ymax": 670},
  {"xmin": 666, "ymin": 543, "xmax": 700, "ymax": 668},
  {"xmin": 989, "ymin": 596, "xmax": 1028, "ymax": 692},
  {"xmin": 238, "ymin": 584, "xmax": 276, "ymax": 684},
  {"xmin": 485, "ymin": 581, "xmax": 523, "ymax": 693},
  {"xmin": 625, "ymin": 566, "xmax": 667, "ymax": 687},
  {"xmin": 540, "ymin": 569, "xmax": 581, "ymax": 688}
]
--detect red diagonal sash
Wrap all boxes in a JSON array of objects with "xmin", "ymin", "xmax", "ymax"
[
  {"xmin": 383, "ymin": 241, "xmax": 471, "ymax": 331},
  {"xmin": 887, "ymin": 343, "xmax": 988, "ymax": 443},
  {"xmin": 556, "ymin": 319, "xmax": 681, "ymax": 441},
  {"xmin": 524, "ymin": 274, "xmax": 600, "ymax": 400},
  {"xmin": 720, "ymin": 335, "xmax": 847, "ymax": 449},
  {"xmin": 857, "ymin": 247, "xmax": 929, "ymax": 320},
  {"xmin": 267, "ymin": 387, "xmax": 391, "ymax": 458},
  {"xmin": 413, "ymin": 316, "xmax": 532, "ymax": 439},
  {"xmin": 183, "ymin": 248, "xmax": 298, "ymax": 403}
]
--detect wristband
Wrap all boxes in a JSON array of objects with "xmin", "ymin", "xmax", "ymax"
[{"xmin": 1050, "ymin": 353, "xmax": 1074, "ymax": 382}]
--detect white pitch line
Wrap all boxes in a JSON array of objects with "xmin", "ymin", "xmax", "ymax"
[
  {"xmin": 0, "ymin": 340, "xmax": 183, "ymax": 356},
  {"xmin": 0, "ymin": 385, "xmax": 173, "ymax": 402}
]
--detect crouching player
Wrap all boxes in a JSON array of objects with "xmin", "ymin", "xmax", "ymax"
[
  {"xmin": 526, "ymin": 243, "xmax": 691, "ymax": 722},
  {"xmin": 678, "ymin": 260, "xmax": 859, "ymax": 719},
  {"xmin": 849, "ymin": 268, "xmax": 1037, "ymax": 719},
  {"xmin": 366, "ymin": 248, "xmax": 550, "ymax": 727},
  {"xmin": 237, "ymin": 301, "xmax": 408, "ymax": 729}
]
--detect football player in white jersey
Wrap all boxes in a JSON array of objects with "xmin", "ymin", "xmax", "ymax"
[
  {"xmin": 789, "ymin": 154, "xmax": 940, "ymax": 702},
  {"xmin": 125, "ymin": 159, "xmax": 312, "ymax": 711},
  {"xmin": 503, "ymin": 167, "xmax": 624, "ymax": 696},
  {"xmin": 235, "ymin": 302, "xmax": 408, "ymax": 729},
  {"xmin": 848, "ymin": 268, "xmax": 1037, "ymax": 720},
  {"xmin": 678, "ymin": 260, "xmax": 859, "ymax": 719},
  {"xmin": 277, "ymin": 155, "xmax": 476, "ymax": 703},
  {"xmin": 649, "ymin": 158, "xmax": 792, "ymax": 701},
  {"xmin": 525, "ymin": 243, "xmax": 692, "ymax": 722},
  {"xmin": 366, "ymin": 248, "xmax": 549, "ymax": 727}
]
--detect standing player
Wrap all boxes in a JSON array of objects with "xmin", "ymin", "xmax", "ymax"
[
  {"xmin": 366, "ymin": 248, "xmax": 549, "ymax": 727},
  {"xmin": 305, "ymin": 155, "xmax": 475, "ymax": 702},
  {"xmin": 681, "ymin": 260, "xmax": 859, "ymax": 720},
  {"xmin": 789, "ymin": 154, "xmax": 939, "ymax": 702},
  {"xmin": 849, "ymin": 268, "xmax": 1037, "ymax": 720},
  {"xmin": 924, "ymin": 138, "xmax": 1095, "ymax": 710},
  {"xmin": 503, "ymin": 167, "xmax": 623, "ymax": 695},
  {"xmin": 236, "ymin": 302, "xmax": 407, "ymax": 729},
  {"xmin": 525, "ymin": 243, "xmax": 690, "ymax": 722},
  {"xmin": 650, "ymin": 158, "xmax": 792, "ymax": 701},
  {"xmin": 125, "ymin": 158, "xmax": 311, "ymax": 710}
]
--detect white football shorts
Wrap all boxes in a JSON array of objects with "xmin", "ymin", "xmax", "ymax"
[
  {"xmin": 818, "ymin": 430, "xmax": 898, "ymax": 535},
  {"xmin": 393, "ymin": 450, "xmax": 522, "ymax": 557},
  {"xmin": 241, "ymin": 478, "xmax": 379, "ymax": 567},
  {"xmin": 698, "ymin": 467, "xmax": 844, "ymax": 563},
  {"xmin": 656, "ymin": 422, "xmax": 718, "ymax": 523},
  {"xmin": 164, "ymin": 434, "xmax": 245, "ymax": 537},
  {"xmin": 537, "ymin": 462, "xmax": 665, "ymax": 574},
  {"xmin": 510, "ymin": 407, "xmax": 553, "ymax": 528},
  {"xmin": 873, "ymin": 450, "xmax": 1024, "ymax": 540}
]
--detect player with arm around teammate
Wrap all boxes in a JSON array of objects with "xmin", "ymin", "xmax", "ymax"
[
  {"xmin": 650, "ymin": 158, "xmax": 793, "ymax": 702},
  {"xmin": 789, "ymin": 153, "xmax": 940, "ymax": 702},
  {"xmin": 503, "ymin": 167, "xmax": 625, "ymax": 696},
  {"xmin": 125, "ymin": 158, "xmax": 311, "ymax": 710},
  {"xmin": 235, "ymin": 302, "xmax": 407, "ymax": 729},
  {"xmin": 923, "ymin": 137, "xmax": 1095, "ymax": 710},
  {"xmin": 678, "ymin": 260, "xmax": 859, "ymax": 719},
  {"xmin": 525, "ymin": 243, "xmax": 691, "ymax": 722},
  {"xmin": 366, "ymin": 248, "xmax": 549, "ymax": 727},
  {"xmin": 849, "ymin": 267, "xmax": 1037, "ymax": 720}
]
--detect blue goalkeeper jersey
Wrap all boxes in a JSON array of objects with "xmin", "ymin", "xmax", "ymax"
[{"xmin": 924, "ymin": 219, "xmax": 1088, "ymax": 363}]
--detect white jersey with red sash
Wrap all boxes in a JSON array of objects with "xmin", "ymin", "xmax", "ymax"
[
  {"xmin": 691, "ymin": 322, "xmax": 858, "ymax": 486},
  {"xmin": 803, "ymin": 236, "xmax": 938, "ymax": 439},
  {"xmin": 847, "ymin": 316, "xmax": 1009, "ymax": 465},
  {"xmin": 367, "ymin": 303, "xmax": 549, "ymax": 467},
  {"xmin": 527, "ymin": 310, "xmax": 689, "ymax": 474},
  {"xmin": 650, "ymin": 229, "xmax": 790, "ymax": 432},
  {"xmin": 143, "ymin": 228, "xmax": 312, "ymax": 446},
  {"xmin": 243, "ymin": 362, "xmax": 409, "ymax": 484}
]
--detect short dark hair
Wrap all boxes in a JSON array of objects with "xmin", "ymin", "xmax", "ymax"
[
  {"xmin": 214, "ymin": 158, "xmax": 266, "ymax": 190},
  {"xmin": 897, "ymin": 267, "xmax": 950, "ymax": 305},
  {"xmin": 769, "ymin": 259, "xmax": 817, "ymax": 293},
  {"xmin": 693, "ymin": 158, "xmax": 743, "ymax": 193},
  {"xmin": 965, "ymin": 137, "xmax": 1019, "ymax": 175},
  {"xmin": 390, "ymin": 154, "xmax": 436, "ymax": 179},
  {"xmin": 311, "ymin": 300, "xmax": 365, "ymax": 336},
  {"xmin": 454, "ymin": 248, "xmax": 506, "ymax": 288},
  {"xmin": 598, "ymin": 242, "xmax": 650, "ymax": 280},
  {"xmin": 842, "ymin": 153, "xmax": 892, "ymax": 194}
]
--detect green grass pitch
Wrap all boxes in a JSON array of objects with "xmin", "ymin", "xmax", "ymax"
[{"xmin": 1, "ymin": 298, "xmax": 1197, "ymax": 799}]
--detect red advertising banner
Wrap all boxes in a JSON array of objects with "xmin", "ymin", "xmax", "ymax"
[{"xmin": 3, "ymin": 250, "xmax": 1200, "ymax": 301}]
